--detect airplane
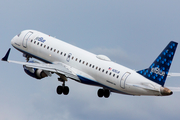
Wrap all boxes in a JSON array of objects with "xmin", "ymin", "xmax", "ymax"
[{"xmin": 2, "ymin": 30, "xmax": 180, "ymax": 98}]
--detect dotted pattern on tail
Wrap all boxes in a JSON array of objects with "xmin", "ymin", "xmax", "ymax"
[{"xmin": 137, "ymin": 41, "xmax": 178, "ymax": 86}]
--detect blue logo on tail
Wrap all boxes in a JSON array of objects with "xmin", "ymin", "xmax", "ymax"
[{"xmin": 137, "ymin": 41, "xmax": 178, "ymax": 86}]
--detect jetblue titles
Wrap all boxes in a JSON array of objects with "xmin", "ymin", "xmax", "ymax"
[
  {"xmin": 35, "ymin": 37, "xmax": 46, "ymax": 43},
  {"xmin": 151, "ymin": 67, "xmax": 165, "ymax": 76}
]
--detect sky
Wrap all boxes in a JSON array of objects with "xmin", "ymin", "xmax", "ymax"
[{"xmin": 1, "ymin": 0, "xmax": 180, "ymax": 120}]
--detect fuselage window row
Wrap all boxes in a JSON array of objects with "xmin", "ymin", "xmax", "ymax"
[{"xmin": 30, "ymin": 39, "xmax": 120, "ymax": 79}]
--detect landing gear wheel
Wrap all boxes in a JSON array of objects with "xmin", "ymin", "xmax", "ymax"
[
  {"xmin": 97, "ymin": 89, "xmax": 104, "ymax": 97},
  {"xmin": 97, "ymin": 89, "xmax": 110, "ymax": 98},
  {"xmin": 56, "ymin": 86, "xmax": 63, "ymax": 95},
  {"xmin": 63, "ymin": 86, "xmax": 69, "ymax": 95},
  {"xmin": 104, "ymin": 89, "xmax": 110, "ymax": 98},
  {"xmin": 56, "ymin": 86, "xmax": 69, "ymax": 95}
]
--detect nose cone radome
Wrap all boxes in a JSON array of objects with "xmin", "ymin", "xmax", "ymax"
[
  {"xmin": 11, "ymin": 34, "xmax": 21, "ymax": 48},
  {"xmin": 11, "ymin": 36, "xmax": 16, "ymax": 46}
]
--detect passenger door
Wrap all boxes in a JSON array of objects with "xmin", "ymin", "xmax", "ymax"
[{"xmin": 22, "ymin": 31, "xmax": 33, "ymax": 48}]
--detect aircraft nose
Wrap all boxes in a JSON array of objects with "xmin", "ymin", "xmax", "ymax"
[
  {"xmin": 11, "ymin": 32, "xmax": 22, "ymax": 47},
  {"xmin": 11, "ymin": 36, "xmax": 16, "ymax": 46}
]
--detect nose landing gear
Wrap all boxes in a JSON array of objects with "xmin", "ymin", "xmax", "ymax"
[{"xmin": 23, "ymin": 53, "xmax": 32, "ymax": 62}]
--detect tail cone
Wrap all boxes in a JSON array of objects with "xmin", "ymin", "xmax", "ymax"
[{"xmin": 160, "ymin": 87, "xmax": 173, "ymax": 96}]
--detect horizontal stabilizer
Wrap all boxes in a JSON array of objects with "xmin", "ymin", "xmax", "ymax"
[
  {"xmin": 168, "ymin": 73, "xmax": 180, "ymax": 77},
  {"xmin": 168, "ymin": 87, "xmax": 180, "ymax": 92}
]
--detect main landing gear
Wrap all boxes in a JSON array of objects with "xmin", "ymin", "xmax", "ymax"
[
  {"xmin": 97, "ymin": 88, "xmax": 110, "ymax": 98},
  {"xmin": 56, "ymin": 77, "xmax": 69, "ymax": 95}
]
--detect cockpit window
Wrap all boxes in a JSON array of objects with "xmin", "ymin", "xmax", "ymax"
[{"xmin": 17, "ymin": 32, "xmax": 21, "ymax": 37}]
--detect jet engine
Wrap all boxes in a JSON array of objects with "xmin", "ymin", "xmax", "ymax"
[{"xmin": 23, "ymin": 61, "xmax": 49, "ymax": 79}]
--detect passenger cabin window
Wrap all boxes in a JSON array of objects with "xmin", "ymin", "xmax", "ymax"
[
  {"xmin": 96, "ymin": 67, "xmax": 98, "ymax": 70},
  {"xmin": 67, "ymin": 54, "xmax": 71, "ymax": 59},
  {"xmin": 57, "ymin": 50, "xmax": 59, "ymax": 54}
]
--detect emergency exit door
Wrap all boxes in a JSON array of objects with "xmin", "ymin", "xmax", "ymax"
[{"xmin": 120, "ymin": 72, "xmax": 131, "ymax": 89}]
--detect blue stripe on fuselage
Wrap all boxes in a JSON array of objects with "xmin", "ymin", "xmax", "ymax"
[{"xmin": 77, "ymin": 75, "xmax": 130, "ymax": 95}]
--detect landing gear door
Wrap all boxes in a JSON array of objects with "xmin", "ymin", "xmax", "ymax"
[
  {"xmin": 22, "ymin": 31, "xmax": 33, "ymax": 48},
  {"xmin": 120, "ymin": 72, "xmax": 131, "ymax": 89}
]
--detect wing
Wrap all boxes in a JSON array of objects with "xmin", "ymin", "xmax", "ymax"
[{"xmin": 2, "ymin": 48, "xmax": 80, "ymax": 81}]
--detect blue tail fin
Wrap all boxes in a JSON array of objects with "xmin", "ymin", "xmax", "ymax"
[{"xmin": 137, "ymin": 41, "xmax": 178, "ymax": 86}]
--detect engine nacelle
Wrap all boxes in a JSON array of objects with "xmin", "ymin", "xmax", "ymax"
[{"xmin": 23, "ymin": 60, "xmax": 48, "ymax": 79}]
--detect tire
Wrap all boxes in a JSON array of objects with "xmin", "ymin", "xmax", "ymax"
[
  {"xmin": 57, "ymin": 86, "xmax": 63, "ymax": 95},
  {"xmin": 104, "ymin": 89, "xmax": 110, "ymax": 98},
  {"xmin": 97, "ymin": 89, "xmax": 104, "ymax": 97},
  {"xmin": 63, "ymin": 86, "xmax": 69, "ymax": 95}
]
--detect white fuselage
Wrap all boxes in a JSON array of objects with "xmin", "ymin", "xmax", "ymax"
[{"xmin": 11, "ymin": 30, "xmax": 163, "ymax": 96}]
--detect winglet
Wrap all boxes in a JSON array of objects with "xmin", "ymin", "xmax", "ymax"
[{"xmin": 2, "ymin": 48, "xmax": 11, "ymax": 61}]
